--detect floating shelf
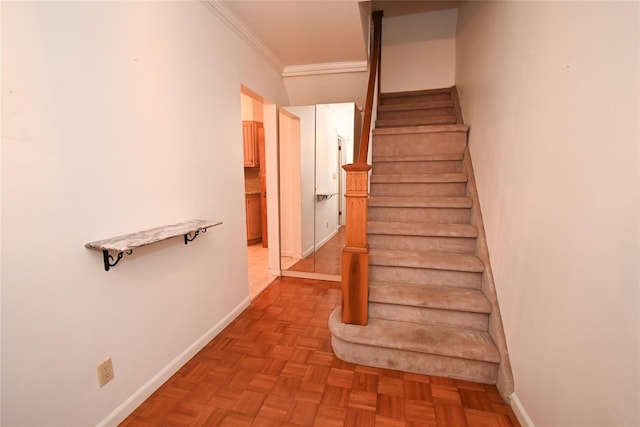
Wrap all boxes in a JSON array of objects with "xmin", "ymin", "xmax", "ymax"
[{"xmin": 85, "ymin": 219, "xmax": 222, "ymax": 271}]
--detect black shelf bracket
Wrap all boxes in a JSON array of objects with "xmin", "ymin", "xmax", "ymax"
[
  {"xmin": 184, "ymin": 227, "xmax": 208, "ymax": 245},
  {"xmin": 102, "ymin": 249, "xmax": 133, "ymax": 272}
]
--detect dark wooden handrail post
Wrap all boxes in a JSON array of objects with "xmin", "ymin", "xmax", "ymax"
[{"xmin": 341, "ymin": 11, "xmax": 382, "ymax": 325}]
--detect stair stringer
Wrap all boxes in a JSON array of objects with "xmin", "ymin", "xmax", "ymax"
[{"xmin": 462, "ymin": 145, "xmax": 515, "ymax": 401}]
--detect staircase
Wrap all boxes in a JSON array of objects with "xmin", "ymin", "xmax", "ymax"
[{"xmin": 329, "ymin": 87, "xmax": 513, "ymax": 391}]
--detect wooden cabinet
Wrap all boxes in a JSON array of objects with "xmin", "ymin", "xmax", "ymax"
[
  {"xmin": 245, "ymin": 193, "xmax": 262, "ymax": 245},
  {"xmin": 243, "ymin": 121, "xmax": 260, "ymax": 167}
]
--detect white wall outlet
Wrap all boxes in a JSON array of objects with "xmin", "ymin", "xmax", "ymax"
[{"xmin": 97, "ymin": 357, "xmax": 115, "ymax": 387}]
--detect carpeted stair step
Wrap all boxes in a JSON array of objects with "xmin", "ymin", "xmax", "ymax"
[
  {"xmin": 369, "ymin": 281, "xmax": 491, "ymax": 313},
  {"xmin": 368, "ymin": 196, "xmax": 472, "ymax": 223},
  {"xmin": 374, "ymin": 153, "xmax": 463, "ymax": 162},
  {"xmin": 377, "ymin": 102, "xmax": 455, "ymax": 122},
  {"xmin": 369, "ymin": 249, "xmax": 484, "ymax": 273},
  {"xmin": 380, "ymin": 88, "xmax": 453, "ymax": 105},
  {"xmin": 369, "ymin": 196, "xmax": 472, "ymax": 208},
  {"xmin": 371, "ymin": 173, "xmax": 467, "ymax": 184},
  {"xmin": 372, "ymin": 153, "xmax": 463, "ymax": 175},
  {"xmin": 329, "ymin": 308, "xmax": 500, "ymax": 383},
  {"xmin": 368, "ymin": 221, "xmax": 478, "ymax": 238},
  {"xmin": 369, "ymin": 282, "xmax": 490, "ymax": 330},
  {"xmin": 369, "ymin": 301, "xmax": 489, "ymax": 331},
  {"xmin": 368, "ymin": 221, "xmax": 478, "ymax": 253},
  {"xmin": 376, "ymin": 115, "xmax": 457, "ymax": 128},
  {"xmin": 378, "ymin": 99, "xmax": 454, "ymax": 112},
  {"xmin": 372, "ymin": 124, "xmax": 470, "ymax": 157},
  {"xmin": 370, "ymin": 173, "xmax": 468, "ymax": 197},
  {"xmin": 369, "ymin": 249, "xmax": 484, "ymax": 289}
]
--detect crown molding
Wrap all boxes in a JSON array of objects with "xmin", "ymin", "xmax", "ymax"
[
  {"xmin": 202, "ymin": 1, "xmax": 369, "ymax": 78},
  {"xmin": 202, "ymin": 0, "xmax": 284, "ymax": 74},
  {"xmin": 282, "ymin": 61, "xmax": 368, "ymax": 77}
]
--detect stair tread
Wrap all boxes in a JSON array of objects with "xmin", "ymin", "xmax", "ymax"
[
  {"xmin": 369, "ymin": 196, "xmax": 472, "ymax": 208},
  {"xmin": 368, "ymin": 221, "xmax": 478, "ymax": 238},
  {"xmin": 373, "ymin": 153, "xmax": 463, "ymax": 162},
  {"xmin": 369, "ymin": 281, "xmax": 491, "ymax": 313},
  {"xmin": 371, "ymin": 173, "xmax": 467, "ymax": 184},
  {"xmin": 376, "ymin": 116, "xmax": 458, "ymax": 127},
  {"xmin": 370, "ymin": 249, "xmax": 484, "ymax": 273},
  {"xmin": 329, "ymin": 308, "xmax": 500, "ymax": 363},
  {"xmin": 378, "ymin": 100, "xmax": 454, "ymax": 112},
  {"xmin": 374, "ymin": 124, "xmax": 469, "ymax": 135}
]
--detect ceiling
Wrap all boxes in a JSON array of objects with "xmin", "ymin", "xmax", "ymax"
[{"xmin": 219, "ymin": 0, "xmax": 460, "ymax": 71}]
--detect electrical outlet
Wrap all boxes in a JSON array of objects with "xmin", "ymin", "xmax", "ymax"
[{"xmin": 97, "ymin": 358, "xmax": 115, "ymax": 387}]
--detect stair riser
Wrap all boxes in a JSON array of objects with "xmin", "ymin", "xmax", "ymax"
[
  {"xmin": 368, "ymin": 207, "xmax": 471, "ymax": 223},
  {"xmin": 368, "ymin": 234, "xmax": 477, "ymax": 254},
  {"xmin": 372, "ymin": 133, "xmax": 467, "ymax": 157},
  {"xmin": 371, "ymin": 183, "xmax": 467, "ymax": 197},
  {"xmin": 377, "ymin": 107, "xmax": 455, "ymax": 121},
  {"xmin": 376, "ymin": 116, "xmax": 458, "ymax": 127},
  {"xmin": 381, "ymin": 92, "xmax": 452, "ymax": 105},
  {"xmin": 369, "ymin": 266, "xmax": 481, "ymax": 289},
  {"xmin": 332, "ymin": 336, "xmax": 498, "ymax": 384},
  {"xmin": 369, "ymin": 303, "xmax": 489, "ymax": 331},
  {"xmin": 372, "ymin": 161, "xmax": 463, "ymax": 174}
]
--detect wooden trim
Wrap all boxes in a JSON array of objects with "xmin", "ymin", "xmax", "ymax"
[
  {"xmin": 340, "ymin": 11, "xmax": 383, "ymax": 326},
  {"xmin": 341, "ymin": 250, "xmax": 369, "ymax": 325},
  {"xmin": 357, "ymin": 11, "xmax": 383, "ymax": 165},
  {"xmin": 282, "ymin": 61, "xmax": 368, "ymax": 77},
  {"xmin": 279, "ymin": 108, "xmax": 301, "ymax": 121}
]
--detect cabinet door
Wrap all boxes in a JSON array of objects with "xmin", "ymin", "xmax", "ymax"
[
  {"xmin": 242, "ymin": 121, "xmax": 258, "ymax": 167},
  {"xmin": 246, "ymin": 194, "xmax": 262, "ymax": 243}
]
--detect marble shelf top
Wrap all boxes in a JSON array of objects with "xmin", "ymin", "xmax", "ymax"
[{"xmin": 85, "ymin": 219, "xmax": 222, "ymax": 252}]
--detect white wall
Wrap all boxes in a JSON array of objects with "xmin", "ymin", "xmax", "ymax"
[
  {"xmin": 315, "ymin": 104, "xmax": 340, "ymax": 248},
  {"xmin": 1, "ymin": 1, "xmax": 289, "ymax": 425},
  {"xmin": 284, "ymin": 72, "xmax": 368, "ymax": 109},
  {"xmin": 455, "ymin": 2, "xmax": 639, "ymax": 426},
  {"xmin": 328, "ymin": 103, "xmax": 355, "ymax": 227},
  {"xmin": 381, "ymin": 8, "xmax": 457, "ymax": 93}
]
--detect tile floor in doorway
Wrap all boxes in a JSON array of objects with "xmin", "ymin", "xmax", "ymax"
[{"xmin": 248, "ymin": 242, "xmax": 277, "ymax": 299}]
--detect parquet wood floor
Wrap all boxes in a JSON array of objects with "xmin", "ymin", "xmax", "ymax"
[{"xmin": 120, "ymin": 277, "xmax": 520, "ymax": 427}]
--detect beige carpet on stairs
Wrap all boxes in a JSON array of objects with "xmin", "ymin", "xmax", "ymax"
[{"xmin": 329, "ymin": 86, "xmax": 515, "ymax": 402}]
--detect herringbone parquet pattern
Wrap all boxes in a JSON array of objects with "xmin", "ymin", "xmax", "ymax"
[{"xmin": 120, "ymin": 277, "xmax": 520, "ymax": 426}]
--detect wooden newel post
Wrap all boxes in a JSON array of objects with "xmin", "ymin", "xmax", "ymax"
[{"xmin": 341, "ymin": 163, "xmax": 371, "ymax": 325}]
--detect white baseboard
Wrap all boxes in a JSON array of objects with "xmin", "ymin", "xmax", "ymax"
[
  {"xmin": 510, "ymin": 392, "xmax": 535, "ymax": 427},
  {"xmin": 97, "ymin": 297, "xmax": 251, "ymax": 427},
  {"xmin": 268, "ymin": 267, "xmax": 281, "ymax": 276},
  {"xmin": 302, "ymin": 245, "xmax": 315, "ymax": 258}
]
